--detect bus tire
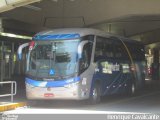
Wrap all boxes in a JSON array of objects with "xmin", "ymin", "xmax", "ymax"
[
  {"xmin": 131, "ymin": 83, "xmax": 136, "ymax": 95},
  {"xmin": 128, "ymin": 82, "xmax": 136, "ymax": 96},
  {"xmin": 87, "ymin": 84, "xmax": 101, "ymax": 104}
]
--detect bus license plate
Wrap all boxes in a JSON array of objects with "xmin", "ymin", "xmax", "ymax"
[{"xmin": 44, "ymin": 93, "xmax": 54, "ymax": 97}]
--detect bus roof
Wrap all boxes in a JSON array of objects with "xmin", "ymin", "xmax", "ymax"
[
  {"xmin": 33, "ymin": 28, "xmax": 111, "ymax": 40},
  {"xmin": 35, "ymin": 28, "xmax": 109, "ymax": 36},
  {"xmin": 33, "ymin": 28, "xmax": 143, "ymax": 45}
]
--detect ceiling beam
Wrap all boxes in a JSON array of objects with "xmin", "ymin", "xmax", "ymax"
[
  {"xmin": 0, "ymin": 0, "xmax": 41, "ymax": 13},
  {"xmin": 1, "ymin": 18, "xmax": 46, "ymax": 36}
]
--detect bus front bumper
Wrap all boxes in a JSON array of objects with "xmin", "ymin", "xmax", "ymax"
[{"xmin": 25, "ymin": 83, "xmax": 89, "ymax": 100}]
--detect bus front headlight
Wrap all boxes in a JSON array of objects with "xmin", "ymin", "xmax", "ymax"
[
  {"xmin": 64, "ymin": 82, "xmax": 79, "ymax": 88},
  {"xmin": 26, "ymin": 83, "xmax": 35, "ymax": 88}
]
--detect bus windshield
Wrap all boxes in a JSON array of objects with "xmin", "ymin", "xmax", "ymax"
[{"xmin": 26, "ymin": 39, "xmax": 80, "ymax": 80}]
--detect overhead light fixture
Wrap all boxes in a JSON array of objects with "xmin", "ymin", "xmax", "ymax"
[
  {"xmin": 23, "ymin": 5, "xmax": 41, "ymax": 11},
  {"xmin": 51, "ymin": 0, "xmax": 58, "ymax": 2},
  {"xmin": 51, "ymin": 0, "xmax": 76, "ymax": 2},
  {"xmin": 0, "ymin": 32, "xmax": 32, "ymax": 40}
]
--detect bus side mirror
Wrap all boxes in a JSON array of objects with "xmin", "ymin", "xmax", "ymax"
[
  {"xmin": 78, "ymin": 40, "xmax": 89, "ymax": 59},
  {"xmin": 79, "ymin": 58, "xmax": 85, "ymax": 69},
  {"xmin": 79, "ymin": 58, "xmax": 88, "ymax": 73},
  {"xmin": 17, "ymin": 43, "xmax": 29, "ymax": 60}
]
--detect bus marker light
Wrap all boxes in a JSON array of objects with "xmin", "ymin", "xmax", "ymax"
[
  {"xmin": 29, "ymin": 41, "xmax": 35, "ymax": 50},
  {"xmin": 130, "ymin": 65, "xmax": 136, "ymax": 71}
]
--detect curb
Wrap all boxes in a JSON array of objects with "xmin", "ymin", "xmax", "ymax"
[{"xmin": 0, "ymin": 102, "xmax": 27, "ymax": 112}]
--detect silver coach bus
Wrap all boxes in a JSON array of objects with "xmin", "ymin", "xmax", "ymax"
[{"xmin": 18, "ymin": 28, "xmax": 145, "ymax": 104}]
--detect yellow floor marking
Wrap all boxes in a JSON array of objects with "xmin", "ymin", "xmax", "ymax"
[{"xmin": 0, "ymin": 102, "xmax": 26, "ymax": 112}]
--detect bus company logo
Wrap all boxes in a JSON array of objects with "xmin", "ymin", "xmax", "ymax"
[{"xmin": 2, "ymin": 114, "xmax": 18, "ymax": 120}]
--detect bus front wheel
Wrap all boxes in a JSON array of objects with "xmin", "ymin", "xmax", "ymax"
[{"xmin": 87, "ymin": 84, "xmax": 101, "ymax": 104}]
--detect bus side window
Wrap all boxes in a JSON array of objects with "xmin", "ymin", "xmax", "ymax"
[
  {"xmin": 111, "ymin": 37, "xmax": 130, "ymax": 61},
  {"xmin": 94, "ymin": 36, "xmax": 114, "ymax": 62},
  {"xmin": 126, "ymin": 43, "xmax": 145, "ymax": 61},
  {"xmin": 79, "ymin": 43, "xmax": 92, "ymax": 73}
]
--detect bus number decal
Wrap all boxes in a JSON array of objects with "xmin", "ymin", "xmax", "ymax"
[{"xmin": 101, "ymin": 62, "xmax": 120, "ymax": 74}]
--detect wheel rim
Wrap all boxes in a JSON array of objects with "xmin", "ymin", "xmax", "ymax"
[
  {"xmin": 92, "ymin": 88, "xmax": 98, "ymax": 100},
  {"xmin": 131, "ymin": 84, "xmax": 135, "ymax": 94}
]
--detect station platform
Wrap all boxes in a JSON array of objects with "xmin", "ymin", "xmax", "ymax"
[
  {"xmin": 0, "ymin": 102, "xmax": 26, "ymax": 112},
  {"xmin": 0, "ymin": 75, "xmax": 27, "ymax": 112}
]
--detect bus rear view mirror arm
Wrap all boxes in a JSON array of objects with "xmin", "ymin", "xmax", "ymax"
[{"xmin": 17, "ymin": 43, "xmax": 29, "ymax": 60}]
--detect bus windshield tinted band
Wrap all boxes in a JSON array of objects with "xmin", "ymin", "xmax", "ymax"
[{"xmin": 33, "ymin": 34, "xmax": 80, "ymax": 40}]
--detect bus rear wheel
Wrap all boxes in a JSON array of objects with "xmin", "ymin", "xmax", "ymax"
[
  {"xmin": 87, "ymin": 84, "xmax": 101, "ymax": 104},
  {"xmin": 128, "ymin": 83, "xmax": 136, "ymax": 96},
  {"xmin": 131, "ymin": 83, "xmax": 136, "ymax": 94}
]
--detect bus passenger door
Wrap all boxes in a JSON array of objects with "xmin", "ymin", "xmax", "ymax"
[{"xmin": 94, "ymin": 36, "xmax": 122, "ymax": 95}]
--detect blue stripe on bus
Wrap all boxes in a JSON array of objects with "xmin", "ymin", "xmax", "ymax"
[
  {"xmin": 33, "ymin": 34, "xmax": 80, "ymax": 40},
  {"xmin": 25, "ymin": 77, "xmax": 80, "ymax": 87}
]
